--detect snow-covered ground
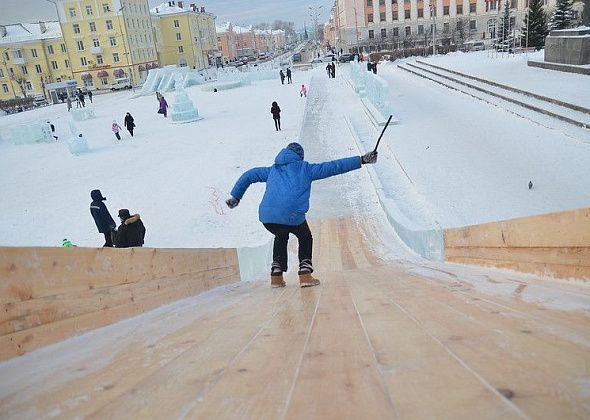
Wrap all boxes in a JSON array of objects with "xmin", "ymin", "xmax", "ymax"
[{"xmin": 0, "ymin": 51, "xmax": 589, "ymax": 248}]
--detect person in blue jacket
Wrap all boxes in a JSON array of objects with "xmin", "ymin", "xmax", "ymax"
[
  {"xmin": 90, "ymin": 189, "xmax": 116, "ymax": 247},
  {"xmin": 226, "ymin": 142, "xmax": 377, "ymax": 288}
]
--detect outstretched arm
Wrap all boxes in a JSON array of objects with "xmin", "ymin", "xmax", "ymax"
[
  {"xmin": 229, "ymin": 166, "xmax": 271, "ymax": 201},
  {"xmin": 308, "ymin": 156, "xmax": 362, "ymax": 181}
]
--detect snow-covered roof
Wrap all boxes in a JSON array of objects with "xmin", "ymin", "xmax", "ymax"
[
  {"xmin": 150, "ymin": 2, "xmax": 212, "ymax": 17},
  {"xmin": 0, "ymin": 22, "xmax": 62, "ymax": 46},
  {"xmin": 253, "ymin": 29, "xmax": 285, "ymax": 36},
  {"xmin": 216, "ymin": 22, "xmax": 231, "ymax": 33}
]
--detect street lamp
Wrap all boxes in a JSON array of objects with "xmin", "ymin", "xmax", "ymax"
[
  {"xmin": 43, "ymin": 0, "xmax": 75, "ymax": 80},
  {"xmin": 428, "ymin": 1, "xmax": 436, "ymax": 55},
  {"xmin": 116, "ymin": 5, "xmax": 135, "ymax": 91}
]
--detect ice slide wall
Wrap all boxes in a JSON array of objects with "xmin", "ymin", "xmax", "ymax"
[
  {"xmin": 0, "ymin": 244, "xmax": 271, "ymax": 361},
  {"xmin": 444, "ymin": 207, "xmax": 590, "ymax": 281}
]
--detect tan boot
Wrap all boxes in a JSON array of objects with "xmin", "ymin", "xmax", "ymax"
[
  {"xmin": 299, "ymin": 273, "xmax": 320, "ymax": 288},
  {"xmin": 271, "ymin": 267, "xmax": 286, "ymax": 288}
]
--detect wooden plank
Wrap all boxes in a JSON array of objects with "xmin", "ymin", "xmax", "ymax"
[
  {"xmin": 284, "ymin": 274, "xmax": 396, "ymax": 419},
  {"xmin": 445, "ymin": 246, "xmax": 590, "ymax": 267},
  {"xmin": 348, "ymin": 271, "xmax": 523, "ymax": 419}
]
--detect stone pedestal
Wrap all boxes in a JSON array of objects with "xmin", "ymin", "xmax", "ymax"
[{"xmin": 544, "ymin": 27, "xmax": 590, "ymax": 65}]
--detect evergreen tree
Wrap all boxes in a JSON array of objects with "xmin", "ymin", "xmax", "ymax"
[
  {"xmin": 549, "ymin": 0, "xmax": 574, "ymax": 30},
  {"xmin": 522, "ymin": 0, "xmax": 549, "ymax": 49},
  {"xmin": 497, "ymin": 0, "xmax": 514, "ymax": 50}
]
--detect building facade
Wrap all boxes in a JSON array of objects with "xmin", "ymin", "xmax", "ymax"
[
  {"xmin": 0, "ymin": 22, "xmax": 68, "ymax": 101},
  {"xmin": 331, "ymin": 0, "xmax": 562, "ymax": 52},
  {"xmin": 151, "ymin": 1, "xmax": 219, "ymax": 69},
  {"xmin": 216, "ymin": 22, "xmax": 237, "ymax": 63}
]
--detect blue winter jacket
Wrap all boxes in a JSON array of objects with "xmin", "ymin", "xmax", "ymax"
[{"xmin": 230, "ymin": 148, "xmax": 361, "ymax": 225}]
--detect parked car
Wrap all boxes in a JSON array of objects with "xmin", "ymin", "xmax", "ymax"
[
  {"xmin": 472, "ymin": 41, "xmax": 485, "ymax": 51},
  {"xmin": 292, "ymin": 53, "xmax": 302, "ymax": 62},
  {"xmin": 110, "ymin": 77, "xmax": 132, "ymax": 91},
  {"xmin": 339, "ymin": 53, "xmax": 354, "ymax": 63}
]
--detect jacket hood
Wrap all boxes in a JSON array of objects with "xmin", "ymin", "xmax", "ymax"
[
  {"xmin": 91, "ymin": 189, "xmax": 105, "ymax": 201},
  {"xmin": 124, "ymin": 214, "xmax": 141, "ymax": 225},
  {"xmin": 274, "ymin": 148, "xmax": 303, "ymax": 166}
]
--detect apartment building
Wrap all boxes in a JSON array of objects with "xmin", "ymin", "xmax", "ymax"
[
  {"xmin": 54, "ymin": 0, "xmax": 158, "ymax": 90},
  {"xmin": 331, "ymin": 0, "xmax": 559, "ymax": 52},
  {"xmin": 233, "ymin": 26, "xmax": 257, "ymax": 58},
  {"xmin": 151, "ymin": 1, "xmax": 220, "ymax": 69},
  {"xmin": 254, "ymin": 29, "xmax": 286, "ymax": 55},
  {"xmin": 0, "ymin": 22, "xmax": 68, "ymax": 101},
  {"xmin": 216, "ymin": 22, "xmax": 237, "ymax": 63}
]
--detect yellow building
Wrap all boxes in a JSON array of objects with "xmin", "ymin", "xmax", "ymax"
[
  {"xmin": 54, "ymin": 0, "xmax": 158, "ymax": 90},
  {"xmin": 151, "ymin": 1, "xmax": 219, "ymax": 69},
  {"xmin": 0, "ymin": 22, "xmax": 70, "ymax": 101}
]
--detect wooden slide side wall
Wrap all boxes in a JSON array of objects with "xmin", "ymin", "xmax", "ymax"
[
  {"xmin": 0, "ymin": 247, "xmax": 240, "ymax": 361},
  {"xmin": 444, "ymin": 207, "xmax": 590, "ymax": 281}
]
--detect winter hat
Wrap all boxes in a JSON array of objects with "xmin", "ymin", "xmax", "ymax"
[
  {"xmin": 286, "ymin": 142, "xmax": 304, "ymax": 160},
  {"xmin": 118, "ymin": 209, "xmax": 131, "ymax": 219}
]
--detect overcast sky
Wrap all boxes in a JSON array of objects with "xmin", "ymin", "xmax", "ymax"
[{"xmin": 1, "ymin": 0, "xmax": 330, "ymax": 29}]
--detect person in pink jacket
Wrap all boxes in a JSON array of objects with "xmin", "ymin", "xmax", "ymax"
[
  {"xmin": 300, "ymin": 84, "xmax": 307, "ymax": 98},
  {"xmin": 112, "ymin": 120, "xmax": 122, "ymax": 141},
  {"xmin": 158, "ymin": 95, "xmax": 168, "ymax": 117}
]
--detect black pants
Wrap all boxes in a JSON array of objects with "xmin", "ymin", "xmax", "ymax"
[
  {"xmin": 128, "ymin": 128, "xmax": 134, "ymax": 137},
  {"xmin": 263, "ymin": 221, "xmax": 312, "ymax": 272},
  {"xmin": 115, "ymin": 132, "xmax": 121, "ymax": 140},
  {"xmin": 103, "ymin": 232, "xmax": 113, "ymax": 247},
  {"xmin": 274, "ymin": 118, "xmax": 281, "ymax": 131},
  {"xmin": 287, "ymin": 76, "xmax": 292, "ymax": 84}
]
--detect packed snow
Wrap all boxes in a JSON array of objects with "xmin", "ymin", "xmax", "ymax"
[{"xmin": 1, "ymin": 51, "xmax": 589, "ymax": 250}]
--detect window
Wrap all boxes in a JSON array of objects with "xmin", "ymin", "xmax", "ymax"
[
  {"xmin": 106, "ymin": 20, "xmax": 113, "ymax": 30},
  {"xmin": 509, "ymin": 16, "xmax": 516, "ymax": 26},
  {"xmin": 76, "ymin": 40, "xmax": 84, "ymax": 51},
  {"xmin": 31, "ymin": 48, "xmax": 38, "ymax": 58},
  {"xmin": 113, "ymin": 53, "xmax": 119, "ymax": 62},
  {"xmin": 511, "ymin": 0, "xmax": 517, "ymax": 7},
  {"xmin": 176, "ymin": 32, "xmax": 182, "ymax": 41},
  {"xmin": 367, "ymin": 0, "xmax": 373, "ymax": 6},
  {"xmin": 380, "ymin": 12, "xmax": 386, "ymax": 21},
  {"xmin": 47, "ymin": 45, "xmax": 54, "ymax": 55},
  {"xmin": 86, "ymin": 5, "xmax": 93, "ymax": 15},
  {"xmin": 174, "ymin": 19, "xmax": 179, "ymax": 27},
  {"xmin": 51, "ymin": 60, "xmax": 58, "ymax": 70},
  {"xmin": 470, "ymin": 20, "xmax": 476, "ymax": 30},
  {"xmin": 8, "ymin": 68, "xmax": 13, "ymax": 76},
  {"xmin": 0, "ymin": 69, "xmax": 4, "ymax": 77},
  {"xmin": 25, "ymin": 81, "xmax": 33, "ymax": 91},
  {"xmin": 368, "ymin": 13, "xmax": 374, "ymax": 23},
  {"xmin": 379, "ymin": 0, "xmax": 385, "ymax": 4},
  {"xmin": 457, "ymin": 4, "xmax": 463, "ymax": 14},
  {"xmin": 392, "ymin": 0, "xmax": 397, "ymax": 3},
  {"xmin": 405, "ymin": 9, "xmax": 411, "ymax": 18},
  {"xmin": 405, "ymin": 26, "xmax": 411, "ymax": 35},
  {"xmin": 109, "ymin": 37, "xmax": 116, "ymax": 46},
  {"xmin": 93, "ymin": 38, "xmax": 100, "ymax": 47},
  {"xmin": 368, "ymin": 29, "xmax": 375, "ymax": 38},
  {"xmin": 73, "ymin": 24, "xmax": 80, "ymax": 34},
  {"xmin": 14, "ymin": 49, "xmax": 23, "ymax": 58},
  {"xmin": 470, "ymin": 2, "xmax": 476, "ymax": 12},
  {"xmin": 101, "ymin": 77, "xmax": 108, "ymax": 86},
  {"xmin": 61, "ymin": 43, "xmax": 66, "ymax": 52},
  {"xmin": 418, "ymin": 24, "xmax": 424, "ymax": 34},
  {"xmin": 69, "ymin": 8, "xmax": 76, "ymax": 17},
  {"xmin": 80, "ymin": 57, "xmax": 88, "ymax": 66},
  {"xmin": 444, "ymin": 22, "xmax": 449, "ymax": 32},
  {"xmin": 178, "ymin": 46, "xmax": 184, "ymax": 53},
  {"xmin": 392, "ymin": 11, "xmax": 398, "ymax": 20},
  {"xmin": 65, "ymin": 60, "xmax": 70, "ymax": 68},
  {"xmin": 418, "ymin": 8, "xmax": 423, "ymax": 17},
  {"xmin": 393, "ymin": 27, "xmax": 399, "ymax": 36},
  {"xmin": 381, "ymin": 28, "xmax": 387, "ymax": 37},
  {"xmin": 2, "ymin": 84, "xmax": 8, "ymax": 93},
  {"xmin": 21, "ymin": 66, "xmax": 28, "ymax": 75},
  {"xmin": 103, "ymin": 3, "xmax": 110, "ymax": 13},
  {"xmin": 443, "ymin": 6, "xmax": 449, "ymax": 15},
  {"xmin": 97, "ymin": 54, "xmax": 103, "ymax": 64},
  {"xmin": 89, "ymin": 22, "xmax": 96, "ymax": 32}
]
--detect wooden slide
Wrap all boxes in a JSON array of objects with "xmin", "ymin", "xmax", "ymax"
[{"xmin": 0, "ymin": 217, "xmax": 589, "ymax": 418}]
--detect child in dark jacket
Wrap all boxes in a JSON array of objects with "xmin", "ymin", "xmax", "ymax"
[
  {"xmin": 90, "ymin": 189, "xmax": 116, "ymax": 247},
  {"xmin": 226, "ymin": 142, "xmax": 377, "ymax": 288},
  {"xmin": 271, "ymin": 101, "xmax": 281, "ymax": 131}
]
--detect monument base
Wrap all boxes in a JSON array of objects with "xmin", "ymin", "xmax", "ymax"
[{"xmin": 527, "ymin": 59, "xmax": 590, "ymax": 75}]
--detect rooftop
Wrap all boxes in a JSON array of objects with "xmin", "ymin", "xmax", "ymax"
[
  {"xmin": 0, "ymin": 21, "xmax": 62, "ymax": 46},
  {"xmin": 150, "ymin": 1, "xmax": 212, "ymax": 17}
]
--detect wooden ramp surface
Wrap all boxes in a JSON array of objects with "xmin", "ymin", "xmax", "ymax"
[{"xmin": 1, "ymin": 218, "xmax": 589, "ymax": 419}]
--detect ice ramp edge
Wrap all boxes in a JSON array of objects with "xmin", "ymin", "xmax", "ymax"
[
  {"xmin": 444, "ymin": 206, "xmax": 590, "ymax": 281},
  {"xmin": 0, "ymin": 246, "xmax": 253, "ymax": 361}
]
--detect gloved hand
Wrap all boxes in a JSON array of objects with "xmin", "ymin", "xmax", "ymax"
[
  {"xmin": 226, "ymin": 197, "xmax": 240, "ymax": 209},
  {"xmin": 361, "ymin": 151, "xmax": 378, "ymax": 164}
]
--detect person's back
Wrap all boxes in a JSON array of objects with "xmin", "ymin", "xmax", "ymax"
[
  {"xmin": 90, "ymin": 189, "xmax": 116, "ymax": 246},
  {"xmin": 114, "ymin": 209, "xmax": 145, "ymax": 248}
]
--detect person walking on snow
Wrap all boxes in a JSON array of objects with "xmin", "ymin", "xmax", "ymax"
[
  {"xmin": 124, "ymin": 112, "xmax": 135, "ymax": 137},
  {"xmin": 113, "ymin": 209, "xmax": 146, "ymax": 248},
  {"xmin": 286, "ymin": 68, "xmax": 292, "ymax": 84},
  {"xmin": 112, "ymin": 120, "xmax": 122, "ymax": 140},
  {"xmin": 66, "ymin": 96, "xmax": 72, "ymax": 112},
  {"xmin": 279, "ymin": 69, "xmax": 285, "ymax": 85},
  {"xmin": 271, "ymin": 101, "xmax": 281, "ymax": 131},
  {"xmin": 300, "ymin": 84, "xmax": 307, "ymax": 97},
  {"xmin": 87, "ymin": 90, "xmax": 93, "ymax": 103},
  {"xmin": 226, "ymin": 143, "xmax": 378, "ymax": 288},
  {"xmin": 331, "ymin": 62, "xmax": 336, "ymax": 78},
  {"xmin": 158, "ymin": 95, "xmax": 168, "ymax": 117},
  {"xmin": 90, "ymin": 189, "xmax": 116, "ymax": 247}
]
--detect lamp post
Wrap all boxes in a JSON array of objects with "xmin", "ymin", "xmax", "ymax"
[
  {"xmin": 429, "ymin": 2, "xmax": 436, "ymax": 55},
  {"xmin": 43, "ymin": 0, "xmax": 75, "ymax": 81},
  {"xmin": 116, "ymin": 5, "xmax": 135, "ymax": 91}
]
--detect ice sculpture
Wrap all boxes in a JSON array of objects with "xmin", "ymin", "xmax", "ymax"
[
  {"xmin": 169, "ymin": 75, "xmax": 202, "ymax": 124},
  {"xmin": 66, "ymin": 120, "xmax": 88, "ymax": 155},
  {"xmin": 71, "ymin": 107, "xmax": 96, "ymax": 121},
  {"xmin": 12, "ymin": 122, "xmax": 53, "ymax": 145}
]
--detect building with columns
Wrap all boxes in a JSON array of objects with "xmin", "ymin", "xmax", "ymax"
[{"xmin": 330, "ymin": 0, "xmax": 560, "ymax": 52}]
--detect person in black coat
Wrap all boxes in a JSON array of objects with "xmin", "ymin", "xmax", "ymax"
[
  {"xmin": 113, "ymin": 209, "xmax": 146, "ymax": 248},
  {"xmin": 279, "ymin": 70, "xmax": 285, "ymax": 85},
  {"xmin": 124, "ymin": 112, "xmax": 135, "ymax": 137},
  {"xmin": 286, "ymin": 68, "xmax": 292, "ymax": 84},
  {"xmin": 271, "ymin": 101, "xmax": 281, "ymax": 131},
  {"xmin": 90, "ymin": 189, "xmax": 116, "ymax": 247}
]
